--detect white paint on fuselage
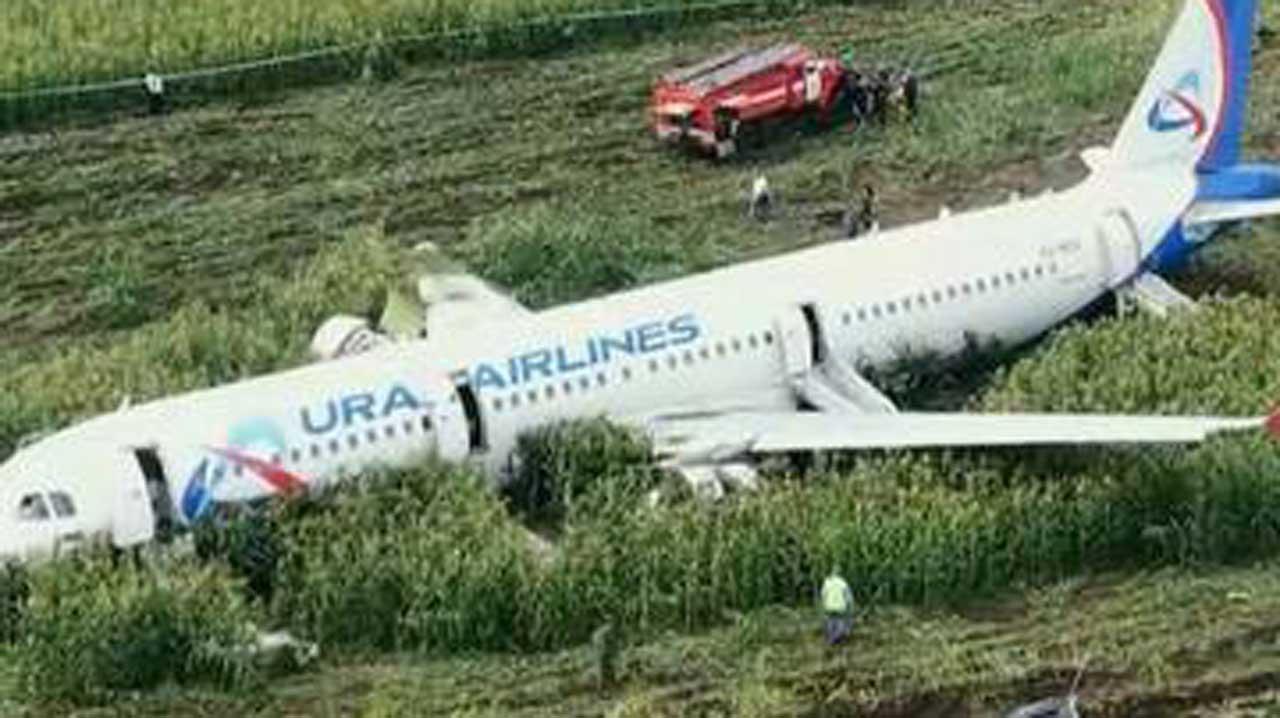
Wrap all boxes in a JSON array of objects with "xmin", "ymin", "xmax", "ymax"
[{"xmin": 0, "ymin": 167, "xmax": 1190, "ymax": 557}]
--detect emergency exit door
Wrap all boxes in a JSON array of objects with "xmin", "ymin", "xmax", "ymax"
[{"xmin": 133, "ymin": 447, "xmax": 176, "ymax": 542}]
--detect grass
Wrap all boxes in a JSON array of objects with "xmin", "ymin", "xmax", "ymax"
[
  {"xmin": 0, "ymin": 0, "xmax": 790, "ymax": 94},
  {"xmin": 14, "ymin": 559, "xmax": 1280, "ymax": 717},
  {"xmin": 0, "ymin": 0, "xmax": 1183, "ymax": 353},
  {"xmin": 3, "ymin": 0, "xmax": 1280, "ymax": 714}
]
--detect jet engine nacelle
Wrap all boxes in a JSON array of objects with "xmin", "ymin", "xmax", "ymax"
[{"xmin": 310, "ymin": 315, "xmax": 391, "ymax": 361}]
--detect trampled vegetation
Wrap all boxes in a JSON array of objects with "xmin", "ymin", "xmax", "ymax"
[{"xmin": 3, "ymin": 0, "xmax": 1280, "ymax": 714}]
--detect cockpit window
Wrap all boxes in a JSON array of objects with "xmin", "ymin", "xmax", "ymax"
[
  {"xmin": 49, "ymin": 491, "xmax": 76, "ymax": 518},
  {"xmin": 17, "ymin": 493, "xmax": 50, "ymax": 521}
]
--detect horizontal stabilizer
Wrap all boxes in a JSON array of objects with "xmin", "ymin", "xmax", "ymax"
[{"xmin": 1185, "ymin": 197, "xmax": 1280, "ymax": 225}]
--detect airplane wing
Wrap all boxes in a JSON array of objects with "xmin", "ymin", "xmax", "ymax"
[
  {"xmin": 387, "ymin": 242, "xmax": 532, "ymax": 340},
  {"xmin": 650, "ymin": 409, "xmax": 1278, "ymax": 464},
  {"xmin": 311, "ymin": 243, "xmax": 531, "ymax": 359}
]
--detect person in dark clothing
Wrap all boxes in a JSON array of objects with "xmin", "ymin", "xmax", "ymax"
[
  {"xmin": 859, "ymin": 185, "xmax": 879, "ymax": 234},
  {"xmin": 845, "ymin": 69, "xmax": 869, "ymax": 128},
  {"xmin": 899, "ymin": 70, "xmax": 920, "ymax": 120},
  {"xmin": 871, "ymin": 68, "xmax": 892, "ymax": 123}
]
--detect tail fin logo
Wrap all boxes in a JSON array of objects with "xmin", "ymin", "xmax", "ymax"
[{"xmin": 1146, "ymin": 71, "xmax": 1207, "ymax": 138}]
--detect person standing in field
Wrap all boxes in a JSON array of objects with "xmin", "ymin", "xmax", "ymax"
[
  {"xmin": 750, "ymin": 173, "xmax": 773, "ymax": 222},
  {"xmin": 820, "ymin": 568, "xmax": 854, "ymax": 645}
]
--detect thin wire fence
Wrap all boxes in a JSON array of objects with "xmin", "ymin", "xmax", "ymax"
[{"xmin": 0, "ymin": 0, "xmax": 796, "ymax": 133}]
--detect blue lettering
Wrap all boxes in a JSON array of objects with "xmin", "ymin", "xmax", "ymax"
[
  {"xmin": 302, "ymin": 401, "xmax": 339, "ymax": 434},
  {"xmin": 635, "ymin": 321, "xmax": 667, "ymax": 352},
  {"xmin": 555, "ymin": 346, "xmax": 590, "ymax": 373},
  {"xmin": 599, "ymin": 331, "xmax": 638, "ymax": 360},
  {"xmin": 382, "ymin": 384, "xmax": 423, "ymax": 417},
  {"xmin": 342, "ymin": 394, "xmax": 377, "ymax": 425},
  {"xmin": 668, "ymin": 314, "xmax": 701, "ymax": 346},
  {"xmin": 473, "ymin": 363, "xmax": 508, "ymax": 391},
  {"xmin": 507, "ymin": 357, "xmax": 522, "ymax": 386},
  {"xmin": 467, "ymin": 314, "xmax": 703, "ymax": 387},
  {"xmin": 520, "ymin": 350, "xmax": 554, "ymax": 382}
]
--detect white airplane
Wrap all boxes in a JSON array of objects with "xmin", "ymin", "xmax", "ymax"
[{"xmin": 3, "ymin": 0, "xmax": 1279, "ymax": 563}]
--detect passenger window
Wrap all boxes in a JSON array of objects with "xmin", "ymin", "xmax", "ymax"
[
  {"xmin": 17, "ymin": 493, "xmax": 50, "ymax": 521},
  {"xmin": 311, "ymin": 443, "xmax": 323, "ymax": 458},
  {"xmin": 384, "ymin": 424, "xmax": 397, "ymax": 439},
  {"xmin": 667, "ymin": 355, "xmax": 678, "ymax": 368},
  {"xmin": 421, "ymin": 416, "xmax": 433, "ymax": 432},
  {"xmin": 1006, "ymin": 272, "xmax": 1016, "ymax": 284},
  {"xmin": 649, "ymin": 359, "xmax": 660, "ymax": 372},
  {"xmin": 545, "ymin": 385, "xmax": 556, "ymax": 400},
  {"xmin": 492, "ymin": 397, "xmax": 504, "ymax": 412},
  {"xmin": 871, "ymin": 305, "xmax": 882, "ymax": 318},
  {"xmin": 270, "ymin": 453, "xmax": 282, "ymax": 465},
  {"xmin": 683, "ymin": 350, "xmax": 695, "ymax": 364},
  {"xmin": 886, "ymin": 302, "xmax": 897, "ymax": 315},
  {"xmin": 901, "ymin": 297, "xmax": 912, "ymax": 312},
  {"xmin": 931, "ymin": 290, "xmax": 942, "ymax": 303},
  {"xmin": 715, "ymin": 343, "xmax": 727, "ymax": 356},
  {"xmin": 622, "ymin": 367, "xmax": 633, "ymax": 380},
  {"xmin": 947, "ymin": 286, "xmax": 957, "ymax": 299},
  {"xmin": 762, "ymin": 332, "xmax": 773, "ymax": 345},
  {"xmin": 49, "ymin": 492, "xmax": 76, "ymax": 518},
  {"xmin": 578, "ymin": 376, "xmax": 591, "ymax": 391},
  {"xmin": 510, "ymin": 393, "xmax": 522, "ymax": 408},
  {"xmin": 596, "ymin": 372, "xmax": 607, "ymax": 386},
  {"xmin": 747, "ymin": 335, "xmax": 759, "ymax": 349},
  {"xmin": 731, "ymin": 339, "xmax": 742, "ymax": 352},
  {"xmin": 563, "ymin": 380, "xmax": 574, "ymax": 394},
  {"xmin": 403, "ymin": 419, "xmax": 416, "ymax": 434},
  {"xmin": 842, "ymin": 312, "xmax": 851, "ymax": 325},
  {"xmin": 976, "ymin": 279, "xmax": 987, "ymax": 292},
  {"xmin": 991, "ymin": 275, "xmax": 1001, "ymax": 289},
  {"xmin": 292, "ymin": 448, "xmax": 303, "ymax": 463},
  {"xmin": 699, "ymin": 347, "xmax": 710, "ymax": 360},
  {"xmin": 347, "ymin": 434, "xmax": 359, "ymax": 450},
  {"xmin": 527, "ymin": 390, "xmax": 538, "ymax": 404},
  {"xmin": 1034, "ymin": 265, "xmax": 1044, "ymax": 277},
  {"xmin": 857, "ymin": 308, "xmax": 867, "ymax": 321},
  {"xmin": 1020, "ymin": 268, "xmax": 1030, "ymax": 281},
  {"xmin": 366, "ymin": 429, "xmax": 379, "ymax": 443}
]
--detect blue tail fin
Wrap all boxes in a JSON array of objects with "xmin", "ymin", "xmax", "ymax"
[
  {"xmin": 1110, "ymin": 0, "xmax": 1257, "ymax": 171},
  {"xmin": 1198, "ymin": 0, "xmax": 1257, "ymax": 172}
]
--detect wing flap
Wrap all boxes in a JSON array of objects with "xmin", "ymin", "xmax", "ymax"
[{"xmin": 653, "ymin": 410, "xmax": 1272, "ymax": 461}]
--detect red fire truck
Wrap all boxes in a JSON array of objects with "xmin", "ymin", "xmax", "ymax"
[{"xmin": 651, "ymin": 44, "xmax": 910, "ymax": 158}]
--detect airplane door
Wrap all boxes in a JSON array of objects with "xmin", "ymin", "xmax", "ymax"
[
  {"xmin": 132, "ymin": 447, "xmax": 176, "ymax": 543},
  {"xmin": 1095, "ymin": 209, "xmax": 1143, "ymax": 288},
  {"xmin": 773, "ymin": 306, "xmax": 814, "ymax": 384}
]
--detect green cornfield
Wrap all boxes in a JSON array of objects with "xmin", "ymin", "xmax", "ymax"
[{"xmin": 1, "ymin": 0, "xmax": 782, "ymax": 93}]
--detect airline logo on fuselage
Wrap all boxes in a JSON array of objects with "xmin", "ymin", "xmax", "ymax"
[{"xmin": 466, "ymin": 313, "xmax": 701, "ymax": 392}]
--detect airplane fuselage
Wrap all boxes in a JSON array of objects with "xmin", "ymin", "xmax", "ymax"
[{"xmin": 0, "ymin": 167, "xmax": 1188, "ymax": 560}]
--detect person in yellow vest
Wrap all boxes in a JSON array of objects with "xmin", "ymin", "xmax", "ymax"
[{"xmin": 820, "ymin": 568, "xmax": 854, "ymax": 645}]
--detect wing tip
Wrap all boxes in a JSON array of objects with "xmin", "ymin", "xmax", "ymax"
[{"xmin": 1266, "ymin": 409, "xmax": 1280, "ymax": 440}]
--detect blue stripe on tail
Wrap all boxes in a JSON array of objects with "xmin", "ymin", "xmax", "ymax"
[{"xmin": 1197, "ymin": 0, "xmax": 1257, "ymax": 172}]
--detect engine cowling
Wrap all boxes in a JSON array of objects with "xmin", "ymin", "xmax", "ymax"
[{"xmin": 310, "ymin": 315, "xmax": 391, "ymax": 361}]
